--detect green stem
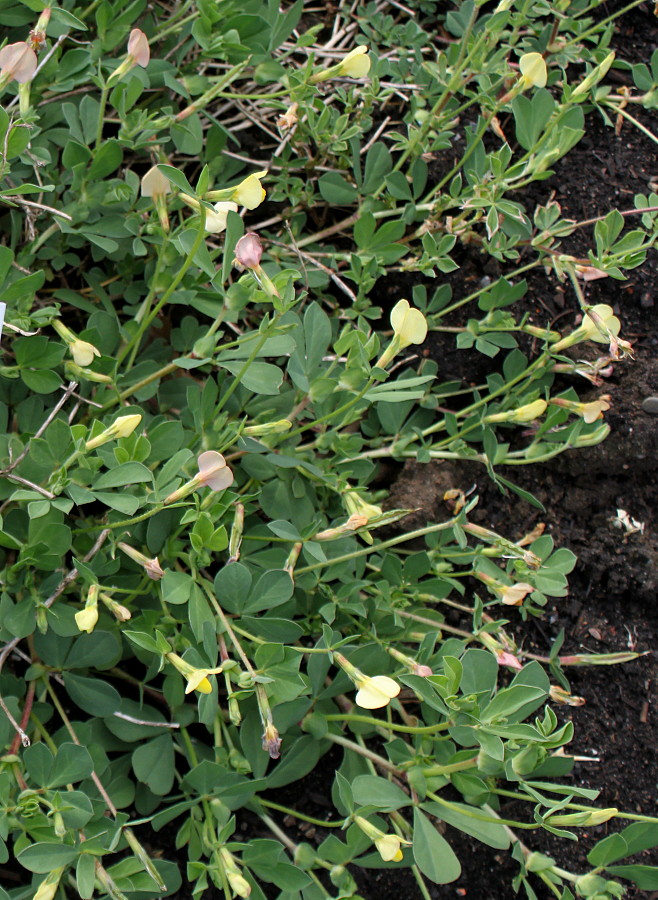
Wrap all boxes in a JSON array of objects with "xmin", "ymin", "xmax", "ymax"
[
  {"xmin": 295, "ymin": 518, "xmax": 458, "ymax": 575},
  {"xmin": 324, "ymin": 731, "xmax": 400, "ymax": 773},
  {"xmin": 258, "ymin": 799, "xmax": 344, "ymax": 828},
  {"xmin": 285, "ymin": 377, "xmax": 375, "ymax": 440},
  {"xmin": 422, "ymin": 757, "xmax": 478, "ymax": 777},
  {"xmin": 95, "ymin": 83, "xmax": 109, "ymax": 149},
  {"xmin": 324, "ymin": 713, "xmax": 451, "ymax": 735}
]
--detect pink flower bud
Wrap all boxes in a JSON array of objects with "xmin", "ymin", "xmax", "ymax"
[
  {"xmin": 0, "ymin": 42, "xmax": 38, "ymax": 83},
  {"xmin": 234, "ymin": 232, "xmax": 263, "ymax": 269}
]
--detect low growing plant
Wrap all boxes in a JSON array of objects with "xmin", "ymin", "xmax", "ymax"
[{"xmin": 1, "ymin": 2, "xmax": 657, "ymax": 899}]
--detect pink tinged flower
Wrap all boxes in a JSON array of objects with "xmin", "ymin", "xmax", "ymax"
[
  {"xmin": 496, "ymin": 651, "xmax": 524, "ymax": 671},
  {"xmin": 413, "ymin": 663, "xmax": 434, "ymax": 677},
  {"xmin": 127, "ymin": 29, "xmax": 150, "ymax": 68},
  {"xmin": 234, "ymin": 232, "xmax": 263, "ymax": 269},
  {"xmin": 262, "ymin": 722, "xmax": 282, "ymax": 759},
  {"xmin": 197, "ymin": 450, "xmax": 233, "ymax": 491},
  {"xmin": 500, "ymin": 582, "xmax": 534, "ymax": 606},
  {"xmin": 0, "ymin": 42, "xmax": 38, "ymax": 84}
]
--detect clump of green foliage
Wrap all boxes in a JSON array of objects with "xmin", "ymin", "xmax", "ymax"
[{"xmin": 1, "ymin": 1, "xmax": 657, "ymax": 899}]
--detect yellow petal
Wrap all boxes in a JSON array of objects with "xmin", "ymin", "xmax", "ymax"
[
  {"xmin": 339, "ymin": 46, "xmax": 371, "ymax": 78},
  {"xmin": 390, "ymin": 299, "xmax": 428, "ymax": 349},
  {"xmin": 375, "ymin": 835, "xmax": 403, "ymax": 862},
  {"xmin": 70, "ymin": 339, "xmax": 101, "ymax": 367},
  {"xmin": 519, "ymin": 52, "xmax": 547, "ymax": 88},
  {"xmin": 233, "ymin": 172, "xmax": 267, "ymax": 210},
  {"xmin": 185, "ymin": 672, "xmax": 212, "ymax": 694},
  {"xmin": 355, "ymin": 675, "xmax": 400, "ymax": 709},
  {"xmin": 207, "ymin": 201, "xmax": 238, "ymax": 233}
]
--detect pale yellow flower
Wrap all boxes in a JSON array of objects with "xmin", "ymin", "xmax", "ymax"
[
  {"xmin": 337, "ymin": 46, "xmax": 371, "ymax": 78},
  {"xmin": 390, "ymin": 299, "xmax": 428, "ymax": 349},
  {"xmin": 85, "ymin": 413, "xmax": 142, "ymax": 450},
  {"xmin": 75, "ymin": 604, "xmax": 99, "ymax": 634},
  {"xmin": 70, "ymin": 339, "xmax": 101, "ymax": 367},
  {"xmin": 549, "ymin": 394, "xmax": 611, "ymax": 424},
  {"xmin": 31, "ymin": 868, "xmax": 66, "ymax": 900},
  {"xmin": 551, "ymin": 304, "xmax": 621, "ymax": 352},
  {"xmin": 499, "ymin": 582, "xmax": 534, "ymax": 606},
  {"xmin": 519, "ymin": 52, "xmax": 547, "ymax": 89},
  {"xmin": 232, "ymin": 171, "xmax": 267, "ymax": 209},
  {"xmin": 219, "ymin": 848, "xmax": 251, "ymax": 898},
  {"xmin": 355, "ymin": 674, "xmax": 401, "ymax": 709},
  {"xmin": 374, "ymin": 833, "xmax": 404, "ymax": 863},
  {"xmin": 486, "ymin": 399, "xmax": 547, "ymax": 424}
]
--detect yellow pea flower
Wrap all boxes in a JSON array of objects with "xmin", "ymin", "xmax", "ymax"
[
  {"xmin": 165, "ymin": 652, "xmax": 224, "ymax": 694},
  {"xmin": 551, "ymin": 304, "xmax": 621, "ymax": 352},
  {"xmin": 85, "ymin": 414, "xmax": 142, "ymax": 450},
  {"xmin": 485, "ymin": 399, "xmax": 547, "ymax": 424},
  {"xmin": 549, "ymin": 394, "xmax": 611, "ymax": 424},
  {"xmin": 376, "ymin": 299, "xmax": 428, "ymax": 368},
  {"xmin": 354, "ymin": 816, "xmax": 410, "ymax": 862},
  {"xmin": 231, "ymin": 170, "xmax": 267, "ymax": 209},
  {"xmin": 519, "ymin": 52, "xmax": 547, "ymax": 89},
  {"xmin": 75, "ymin": 584, "xmax": 99, "ymax": 634},
  {"xmin": 337, "ymin": 46, "xmax": 371, "ymax": 78}
]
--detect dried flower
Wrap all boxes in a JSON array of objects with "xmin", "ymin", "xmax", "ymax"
[
  {"xmin": 261, "ymin": 721, "xmax": 282, "ymax": 759},
  {"xmin": 277, "ymin": 102, "xmax": 298, "ymax": 129},
  {"xmin": 117, "ymin": 542, "xmax": 165, "ymax": 581},
  {"xmin": 549, "ymin": 685, "xmax": 585, "ymax": 706},
  {"xmin": 100, "ymin": 593, "xmax": 131, "ymax": 622},
  {"xmin": 0, "ymin": 42, "xmax": 38, "ymax": 87}
]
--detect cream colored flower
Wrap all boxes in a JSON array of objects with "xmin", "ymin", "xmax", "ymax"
[
  {"xmin": 337, "ymin": 46, "xmax": 371, "ymax": 78},
  {"xmin": 220, "ymin": 848, "xmax": 251, "ymax": 898},
  {"xmin": 551, "ymin": 304, "xmax": 621, "ymax": 352},
  {"xmin": 208, "ymin": 201, "xmax": 239, "ymax": 233},
  {"xmin": 70, "ymin": 339, "xmax": 101, "ymax": 367},
  {"xmin": 140, "ymin": 166, "xmax": 171, "ymax": 199},
  {"xmin": 163, "ymin": 450, "xmax": 234, "ymax": 504},
  {"xmin": 355, "ymin": 674, "xmax": 401, "ymax": 709},
  {"xmin": 232, "ymin": 171, "xmax": 267, "ymax": 209},
  {"xmin": 374, "ymin": 833, "xmax": 404, "ymax": 863},
  {"xmin": 75, "ymin": 604, "xmax": 99, "ymax": 634},
  {"xmin": 519, "ymin": 52, "xmax": 547, "ymax": 89},
  {"xmin": 390, "ymin": 299, "xmax": 428, "ymax": 349},
  {"xmin": 31, "ymin": 868, "xmax": 66, "ymax": 900},
  {"xmin": 499, "ymin": 582, "xmax": 534, "ymax": 606},
  {"xmin": 486, "ymin": 399, "xmax": 547, "ymax": 424},
  {"xmin": 549, "ymin": 394, "xmax": 611, "ymax": 424}
]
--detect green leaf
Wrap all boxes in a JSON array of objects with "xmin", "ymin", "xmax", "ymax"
[
  {"xmin": 76, "ymin": 854, "xmax": 97, "ymax": 899},
  {"xmin": 604, "ymin": 865, "xmax": 658, "ymax": 889},
  {"xmin": 17, "ymin": 842, "xmax": 79, "ymax": 873},
  {"xmin": 318, "ymin": 172, "xmax": 357, "ymax": 204},
  {"xmin": 161, "ymin": 569, "xmax": 193, "ymax": 605},
  {"xmin": 422, "ymin": 800, "xmax": 510, "ymax": 849},
  {"xmin": 63, "ymin": 673, "xmax": 122, "ymax": 717},
  {"xmin": 219, "ymin": 360, "xmax": 283, "ymax": 395},
  {"xmin": 481, "ymin": 685, "xmax": 547, "ymax": 724},
  {"xmin": 243, "ymin": 569, "xmax": 294, "ymax": 614},
  {"xmin": 88, "ymin": 140, "xmax": 123, "ymax": 179},
  {"xmin": 49, "ymin": 742, "xmax": 94, "ymax": 787},
  {"xmin": 93, "ymin": 462, "xmax": 153, "ymax": 490},
  {"xmin": 412, "ymin": 809, "xmax": 461, "ymax": 883},
  {"xmin": 132, "ymin": 734, "xmax": 175, "ymax": 795},
  {"xmin": 157, "ymin": 164, "xmax": 195, "ymax": 195},
  {"xmin": 214, "ymin": 563, "xmax": 252, "ymax": 614},
  {"xmin": 352, "ymin": 776, "xmax": 411, "ymax": 811}
]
